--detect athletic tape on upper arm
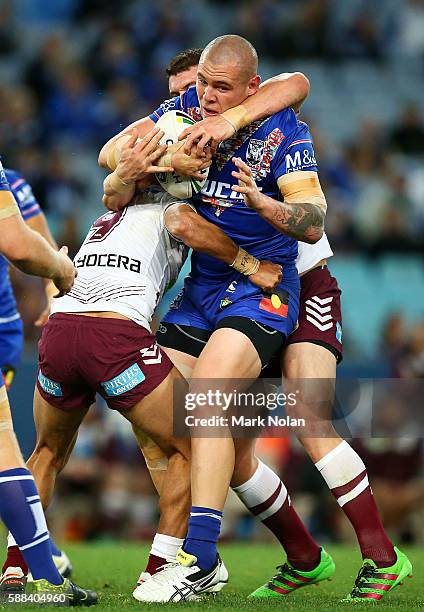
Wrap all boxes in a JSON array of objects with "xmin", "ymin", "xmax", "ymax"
[{"xmin": 277, "ymin": 171, "xmax": 327, "ymax": 211}]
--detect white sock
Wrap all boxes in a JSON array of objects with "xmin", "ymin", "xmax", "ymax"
[
  {"xmin": 150, "ymin": 533, "xmax": 184, "ymax": 561},
  {"xmin": 7, "ymin": 532, "xmax": 17, "ymax": 548},
  {"xmin": 315, "ymin": 440, "xmax": 368, "ymax": 506},
  {"xmin": 232, "ymin": 460, "xmax": 287, "ymax": 518}
]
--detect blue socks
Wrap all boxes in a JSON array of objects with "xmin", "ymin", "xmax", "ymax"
[
  {"xmin": 0, "ymin": 467, "xmax": 62, "ymax": 584},
  {"xmin": 184, "ymin": 506, "xmax": 222, "ymax": 571}
]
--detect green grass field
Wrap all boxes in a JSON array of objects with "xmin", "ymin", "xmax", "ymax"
[{"xmin": 3, "ymin": 542, "xmax": 422, "ymax": 611}]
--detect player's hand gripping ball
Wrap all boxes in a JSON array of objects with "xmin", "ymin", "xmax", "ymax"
[{"xmin": 155, "ymin": 110, "xmax": 210, "ymax": 199}]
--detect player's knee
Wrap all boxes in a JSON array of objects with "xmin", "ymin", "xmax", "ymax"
[{"xmin": 30, "ymin": 439, "xmax": 68, "ymax": 474}]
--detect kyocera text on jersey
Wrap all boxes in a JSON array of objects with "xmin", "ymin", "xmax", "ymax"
[{"xmin": 74, "ymin": 252, "xmax": 142, "ymax": 273}]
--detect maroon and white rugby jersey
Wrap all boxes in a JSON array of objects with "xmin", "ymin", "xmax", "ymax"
[{"xmin": 52, "ymin": 190, "xmax": 189, "ymax": 331}]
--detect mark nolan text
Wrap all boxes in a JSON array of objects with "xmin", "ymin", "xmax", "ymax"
[{"xmin": 185, "ymin": 415, "xmax": 306, "ymax": 428}]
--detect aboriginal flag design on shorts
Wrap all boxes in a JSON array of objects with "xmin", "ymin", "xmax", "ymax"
[{"xmin": 259, "ymin": 289, "xmax": 289, "ymax": 318}]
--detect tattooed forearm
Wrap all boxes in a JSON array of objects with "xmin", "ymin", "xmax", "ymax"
[{"xmin": 269, "ymin": 201, "xmax": 325, "ymax": 243}]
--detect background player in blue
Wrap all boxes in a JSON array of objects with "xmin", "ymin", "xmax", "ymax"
[
  {"xmin": 0, "ymin": 159, "xmax": 96, "ymax": 604},
  {"xmin": 1, "ymin": 169, "xmax": 74, "ymax": 583},
  {"xmin": 0, "ymin": 169, "xmax": 58, "ymax": 390},
  {"xmin": 100, "ymin": 35, "xmax": 328, "ymax": 601}
]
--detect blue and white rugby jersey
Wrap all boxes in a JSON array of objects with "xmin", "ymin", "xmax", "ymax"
[{"xmin": 150, "ymin": 86, "xmax": 319, "ymax": 281}]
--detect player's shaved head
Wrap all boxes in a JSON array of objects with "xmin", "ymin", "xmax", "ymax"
[
  {"xmin": 196, "ymin": 35, "xmax": 261, "ymax": 116},
  {"xmin": 200, "ymin": 35, "xmax": 258, "ymax": 81}
]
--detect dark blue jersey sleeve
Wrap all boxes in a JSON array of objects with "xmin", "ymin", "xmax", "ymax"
[
  {"xmin": 5, "ymin": 169, "xmax": 41, "ymax": 220},
  {"xmin": 149, "ymin": 86, "xmax": 200, "ymax": 123},
  {"xmin": 149, "ymin": 96, "xmax": 183, "ymax": 123}
]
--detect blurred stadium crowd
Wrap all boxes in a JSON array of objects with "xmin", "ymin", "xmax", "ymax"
[
  {"xmin": 2, "ymin": 0, "xmax": 423, "ymax": 546},
  {"xmin": 1, "ymin": 0, "xmax": 424, "ymax": 256}
]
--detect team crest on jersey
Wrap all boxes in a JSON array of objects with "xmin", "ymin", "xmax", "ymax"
[
  {"xmin": 246, "ymin": 139, "xmax": 264, "ymax": 167},
  {"xmin": 84, "ymin": 208, "xmax": 127, "ymax": 244},
  {"xmin": 248, "ymin": 128, "xmax": 285, "ymax": 180}
]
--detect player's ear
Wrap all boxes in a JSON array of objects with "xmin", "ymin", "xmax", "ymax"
[{"xmin": 247, "ymin": 75, "xmax": 261, "ymax": 96}]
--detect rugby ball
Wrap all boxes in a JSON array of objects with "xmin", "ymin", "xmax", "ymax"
[{"xmin": 155, "ymin": 110, "xmax": 209, "ymax": 199}]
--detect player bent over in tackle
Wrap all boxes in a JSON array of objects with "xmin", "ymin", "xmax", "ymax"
[
  {"xmin": 0, "ymin": 159, "xmax": 97, "ymax": 605},
  {"xmin": 8, "ymin": 128, "xmax": 284, "ymax": 599}
]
